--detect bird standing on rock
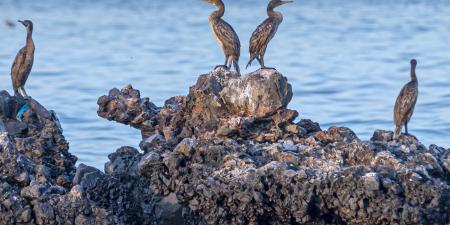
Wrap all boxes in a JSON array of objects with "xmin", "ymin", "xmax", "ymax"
[
  {"xmin": 394, "ymin": 59, "xmax": 419, "ymax": 139},
  {"xmin": 202, "ymin": 0, "xmax": 241, "ymax": 74},
  {"xmin": 11, "ymin": 20, "xmax": 35, "ymax": 97},
  {"xmin": 247, "ymin": 0, "xmax": 293, "ymax": 70}
]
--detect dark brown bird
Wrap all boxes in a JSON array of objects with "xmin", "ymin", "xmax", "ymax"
[
  {"xmin": 11, "ymin": 20, "xmax": 35, "ymax": 97},
  {"xmin": 202, "ymin": 0, "xmax": 241, "ymax": 74},
  {"xmin": 394, "ymin": 59, "xmax": 419, "ymax": 139},
  {"xmin": 246, "ymin": 0, "xmax": 293, "ymax": 70}
]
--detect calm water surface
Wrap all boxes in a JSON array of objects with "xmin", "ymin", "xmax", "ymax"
[{"xmin": 1, "ymin": 0, "xmax": 449, "ymax": 168}]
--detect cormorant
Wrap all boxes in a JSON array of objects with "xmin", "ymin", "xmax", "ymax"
[
  {"xmin": 202, "ymin": 0, "xmax": 241, "ymax": 74},
  {"xmin": 11, "ymin": 20, "xmax": 35, "ymax": 97},
  {"xmin": 246, "ymin": 0, "xmax": 293, "ymax": 70},
  {"xmin": 394, "ymin": 59, "xmax": 419, "ymax": 139}
]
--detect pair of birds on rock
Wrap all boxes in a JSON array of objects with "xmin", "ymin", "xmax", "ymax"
[
  {"xmin": 202, "ymin": 0, "xmax": 419, "ymax": 139},
  {"xmin": 202, "ymin": 0, "xmax": 293, "ymax": 74}
]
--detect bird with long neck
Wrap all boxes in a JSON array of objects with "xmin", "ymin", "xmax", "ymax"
[
  {"xmin": 394, "ymin": 59, "xmax": 419, "ymax": 139},
  {"xmin": 11, "ymin": 20, "xmax": 35, "ymax": 97},
  {"xmin": 247, "ymin": 0, "xmax": 293, "ymax": 70},
  {"xmin": 202, "ymin": 0, "xmax": 241, "ymax": 74}
]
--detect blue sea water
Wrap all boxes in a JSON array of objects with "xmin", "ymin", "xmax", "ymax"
[{"xmin": 0, "ymin": 0, "xmax": 449, "ymax": 168}]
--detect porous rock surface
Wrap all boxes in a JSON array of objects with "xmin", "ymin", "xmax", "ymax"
[
  {"xmin": 98, "ymin": 68, "xmax": 450, "ymax": 225},
  {"xmin": 98, "ymin": 68, "xmax": 297, "ymax": 145},
  {"xmin": 1, "ymin": 68, "xmax": 449, "ymax": 225},
  {"xmin": 0, "ymin": 91, "xmax": 201, "ymax": 225}
]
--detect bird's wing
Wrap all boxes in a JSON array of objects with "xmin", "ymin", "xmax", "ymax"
[
  {"xmin": 11, "ymin": 47, "xmax": 27, "ymax": 89},
  {"xmin": 213, "ymin": 20, "xmax": 241, "ymax": 56},
  {"xmin": 394, "ymin": 82, "xmax": 418, "ymax": 125},
  {"xmin": 249, "ymin": 18, "xmax": 279, "ymax": 55},
  {"xmin": 11, "ymin": 47, "xmax": 26, "ymax": 76}
]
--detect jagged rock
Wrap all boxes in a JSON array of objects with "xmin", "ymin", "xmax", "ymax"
[
  {"xmin": 313, "ymin": 126, "xmax": 360, "ymax": 144},
  {"xmin": 97, "ymin": 85, "xmax": 159, "ymax": 132},
  {"xmin": 154, "ymin": 193, "xmax": 185, "ymax": 225},
  {"xmin": 140, "ymin": 134, "xmax": 165, "ymax": 153},
  {"xmin": 0, "ymin": 92, "xmax": 204, "ymax": 225},
  {"xmin": 2, "ymin": 67, "xmax": 450, "ymax": 225},
  {"xmin": 98, "ymin": 68, "xmax": 298, "ymax": 144},
  {"xmin": 297, "ymin": 119, "xmax": 322, "ymax": 134},
  {"xmin": 219, "ymin": 69, "xmax": 292, "ymax": 117},
  {"xmin": 371, "ymin": 129, "xmax": 394, "ymax": 142},
  {"xmin": 136, "ymin": 127, "xmax": 450, "ymax": 225},
  {"xmin": 443, "ymin": 152, "xmax": 450, "ymax": 173},
  {"xmin": 73, "ymin": 164, "xmax": 104, "ymax": 188},
  {"xmin": 96, "ymin": 69, "xmax": 450, "ymax": 225}
]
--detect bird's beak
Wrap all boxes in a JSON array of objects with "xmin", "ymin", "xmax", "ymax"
[
  {"xmin": 201, "ymin": 0, "xmax": 215, "ymax": 5},
  {"xmin": 281, "ymin": 0, "xmax": 294, "ymax": 4},
  {"xmin": 18, "ymin": 20, "xmax": 25, "ymax": 26}
]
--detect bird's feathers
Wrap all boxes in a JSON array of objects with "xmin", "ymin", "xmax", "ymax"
[
  {"xmin": 249, "ymin": 18, "xmax": 279, "ymax": 55},
  {"xmin": 11, "ymin": 43, "xmax": 34, "ymax": 94},
  {"xmin": 394, "ymin": 81, "xmax": 418, "ymax": 127},
  {"xmin": 11, "ymin": 47, "xmax": 27, "ymax": 92},
  {"xmin": 210, "ymin": 19, "xmax": 240, "ymax": 58},
  {"xmin": 11, "ymin": 47, "xmax": 25, "ymax": 76},
  {"xmin": 247, "ymin": 17, "xmax": 282, "ymax": 67}
]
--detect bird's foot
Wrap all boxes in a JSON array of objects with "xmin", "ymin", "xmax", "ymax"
[{"xmin": 214, "ymin": 65, "xmax": 229, "ymax": 71}]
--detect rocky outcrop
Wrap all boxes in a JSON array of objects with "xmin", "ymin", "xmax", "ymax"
[
  {"xmin": 0, "ymin": 92, "xmax": 202, "ymax": 225},
  {"xmin": 138, "ymin": 129, "xmax": 450, "ymax": 225},
  {"xmin": 98, "ymin": 68, "xmax": 298, "ymax": 146},
  {"xmin": 1, "ymin": 68, "xmax": 449, "ymax": 225},
  {"xmin": 97, "ymin": 85, "xmax": 159, "ymax": 133},
  {"xmin": 98, "ymin": 68, "xmax": 450, "ymax": 225}
]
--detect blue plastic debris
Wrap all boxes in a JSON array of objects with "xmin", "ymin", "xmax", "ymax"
[{"xmin": 16, "ymin": 103, "xmax": 30, "ymax": 122}]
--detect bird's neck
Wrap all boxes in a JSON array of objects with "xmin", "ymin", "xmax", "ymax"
[
  {"xmin": 25, "ymin": 30, "xmax": 35, "ymax": 53},
  {"xmin": 26, "ymin": 30, "xmax": 33, "ymax": 44},
  {"xmin": 211, "ymin": 2, "xmax": 225, "ymax": 19},
  {"xmin": 410, "ymin": 65, "xmax": 417, "ymax": 82},
  {"xmin": 267, "ymin": 6, "xmax": 282, "ymax": 19}
]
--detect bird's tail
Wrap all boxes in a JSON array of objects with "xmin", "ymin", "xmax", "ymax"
[
  {"xmin": 246, "ymin": 59, "xmax": 253, "ymax": 69},
  {"xmin": 246, "ymin": 55, "xmax": 256, "ymax": 69},
  {"xmin": 13, "ymin": 87, "xmax": 20, "ymax": 97},
  {"xmin": 394, "ymin": 126, "xmax": 402, "ymax": 140},
  {"xmin": 232, "ymin": 57, "xmax": 240, "ymax": 75}
]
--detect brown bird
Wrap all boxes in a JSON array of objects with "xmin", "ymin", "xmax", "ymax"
[
  {"xmin": 202, "ymin": 0, "xmax": 241, "ymax": 74},
  {"xmin": 394, "ymin": 59, "xmax": 419, "ymax": 139},
  {"xmin": 11, "ymin": 20, "xmax": 35, "ymax": 97},
  {"xmin": 246, "ymin": 0, "xmax": 293, "ymax": 70}
]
